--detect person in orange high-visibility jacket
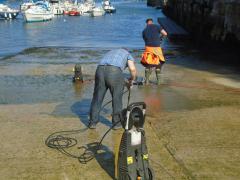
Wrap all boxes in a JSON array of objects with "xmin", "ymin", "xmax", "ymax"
[{"xmin": 142, "ymin": 18, "xmax": 167, "ymax": 85}]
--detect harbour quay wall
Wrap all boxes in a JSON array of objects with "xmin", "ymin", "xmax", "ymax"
[{"xmin": 151, "ymin": 0, "xmax": 240, "ymax": 46}]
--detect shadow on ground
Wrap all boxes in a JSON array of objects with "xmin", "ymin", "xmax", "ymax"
[
  {"xmin": 71, "ymin": 99, "xmax": 113, "ymax": 128},
  {"xmin": 84, "ymin": 142, "xmax": 115, "ymax": 179},
  {"xmin": 165, "ymin": 46, "xmax": 240, "ymax": 82},
  {"xmin": 45, "ymin": 131, "xmax": 115, "ymax": 179}
]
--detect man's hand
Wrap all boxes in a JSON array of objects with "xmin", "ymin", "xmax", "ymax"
[
  {"xmin": 161, "ymin": 29, "xmax": 168, "ymax": 37},
  {"xmin": 125, "ymin": 78, "xmax": 133, "ymax": 89}
]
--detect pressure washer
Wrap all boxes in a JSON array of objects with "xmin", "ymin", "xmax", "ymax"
[
  {"xmin": 98, "ymin": 80, "xmax": 154, "ymax": 180},
  {"xmin": 115, "ymin": 102, "xmax": 154, "ymax": 180},
  {"xmin": 46, "ymin": 67, "xmax": 153, "ymax": 180}
]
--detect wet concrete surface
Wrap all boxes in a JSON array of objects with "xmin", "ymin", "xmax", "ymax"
[{"xmin": 0, "ymin": 47, "xmax": 240, "ymax": 179}]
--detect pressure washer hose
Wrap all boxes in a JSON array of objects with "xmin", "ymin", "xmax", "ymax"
[{"xmin": 45, "ymin": 86, "xmax": 131, "ymax": 164}]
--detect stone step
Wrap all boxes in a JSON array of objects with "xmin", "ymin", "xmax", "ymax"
[{"xmin": 158, "ymin": 17, "xmax": 189, "ymax": 39}]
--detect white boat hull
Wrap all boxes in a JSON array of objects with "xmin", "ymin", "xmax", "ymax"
[
  {"xmin": 91, "ymin": 7, "xmax": 105, "ymax": 17},
  {"xmin": 82, "ymin": 12, "xmax": 91, "ymax": 16},
  {"xmin": 92, "ymin": 11, "xmax": 104, "ymax": 16},
  {"xmin": 24, "ymin": 12, "xmax": 53, "ymax": 22}
]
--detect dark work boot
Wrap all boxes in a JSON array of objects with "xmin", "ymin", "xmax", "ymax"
[
  {"xmin": 145, "ymin": 68, "xmax": 152, "ymax": 85},
  {"xmin": 88, "ymin": 121, "xmax": 97, "ymax": 129},
  {"xmin": 156, "ymin": 68, "xmax": 161, "ymax": 85}
]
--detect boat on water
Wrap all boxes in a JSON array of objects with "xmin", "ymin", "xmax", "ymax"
[
  {"xmin": 23, "ymin": 1, "xmax": 54, "ymax": 22},
  {"xmin": 102, "ymin": 0, "xmax": 116, "ymax": 13},
  {"xmin": 50, "ymin": 0, "xmax": 64, "ymax": 15},
  {"xmin": 0, "ymin": 4, "xmax": 19, "ymax": 19},
  {"xmin": 91, "ymin": 6, "xmax": 105, "ymax": 17},
  {"xmin": 68, "ymin": 8, "xmax": 80, "ymax": 16},
  {"xmin": 20, "ymin": 0, "xmax": 35, "ymax": 12},
  {"xmin": 78, "ymin": 0, "xmax": 95, "ymax": 16},
  {"xmin": 62, "ymin": 0, "xmax": 70, "ymax": 14},
  {"xmin": 62, "ymin": 0, "xmax": 95, "ymax": 16}
]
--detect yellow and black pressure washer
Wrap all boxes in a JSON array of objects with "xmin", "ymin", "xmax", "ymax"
[{"xmin": 115, "ymin": 102, "xmax": 154, "ymax": 180}]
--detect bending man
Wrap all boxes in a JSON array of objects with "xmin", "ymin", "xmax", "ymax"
[{"xmin": 89, "ymin": 48, "xmax": 137, "ymax": 130}]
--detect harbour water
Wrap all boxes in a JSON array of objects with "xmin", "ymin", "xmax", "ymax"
[
  {"xmin": 0, "ymin": 1, "xmax": 165, "ymax": 57},
  {"xmin": 0, "ymin": 0, "xmax": 168, "ymax": 106}
]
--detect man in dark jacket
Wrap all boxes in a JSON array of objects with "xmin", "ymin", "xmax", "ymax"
[{"xmin": 142, "ymin": 18, "xmax": 167, "ymax": 85}]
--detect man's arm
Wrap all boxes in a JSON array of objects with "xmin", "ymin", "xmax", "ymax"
[
  {"xmin": 160, "ymin": 29, "xmax": 168, "ymax": 36},
  {"xmin": 142, "ymin": 30, "xmax": 146, "ymax": 41},
  {"xmin": 127, "ymin": 60, "xmax": 137, "ymax": 81}
]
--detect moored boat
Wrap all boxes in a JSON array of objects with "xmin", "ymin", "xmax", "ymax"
[
  {"xmin": 52, "ymin": 5, "xmax": 64, "ymax": 15},
  {"xmin": 102, "ymin": 0, "xmax": 116, "ymax": 13},
  {"xmin": 63, "ymin": 10, "xmax": 69, "ymax": 15},
  {"xmin": 0, "ymin": 4, "xmax": 19, "ymax": 19},
  {"xmin": 78, "ymin": 0, "xmax": 95, "ymax": 16},
  {"xmin": 50, "ymin": 0, "xmax": 64, "ymax": 15},
  {"xmin": 91, "ymin": 7, "xmax": 105, "ymax": 17},
  {"xmin": 63, "ymin": 0, "xmax": 75, "ymax": 15},
  {"xmin": 20, "ymin": 0, "xmax": 35, "ymax": 12},
  {"xmin": 23, "ymin": 1, "xmax": 54, "ymax": 22},
  {"xmin": 68, "ymin": 8, "xmax": 80, "ymax": 16}
]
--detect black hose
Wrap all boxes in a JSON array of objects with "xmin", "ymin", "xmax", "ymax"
[{"xmin": 45, "ymin": 87, "xmax": 131, "ymax": 164}]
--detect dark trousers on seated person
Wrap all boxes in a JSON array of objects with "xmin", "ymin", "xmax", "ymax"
[{"xmin": 89, "ymin": 65, "xmax": 124, "ymax": 126}]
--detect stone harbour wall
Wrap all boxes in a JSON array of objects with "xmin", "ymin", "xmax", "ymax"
[{"xmin": 161, "ymin": 0, "xmax": 240, "ymax": 45}]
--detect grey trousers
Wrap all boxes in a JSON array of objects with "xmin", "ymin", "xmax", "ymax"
[{"xmin": 89, "ymin": 65, "xmax": 124, "ymax": 125}]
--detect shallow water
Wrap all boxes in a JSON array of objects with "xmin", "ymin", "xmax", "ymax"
[
  {"xmin": 0, "ymin": 0, "xmax": 239, "ymax": 119},
  {"xmin": 1, "ymin": 0, "xmax": 166, "ymax": 108}
]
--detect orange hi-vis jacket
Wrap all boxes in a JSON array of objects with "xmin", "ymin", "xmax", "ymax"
[{"xmin": 141, "ymin": 46, "xmax": 165, "ymax": 65}]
